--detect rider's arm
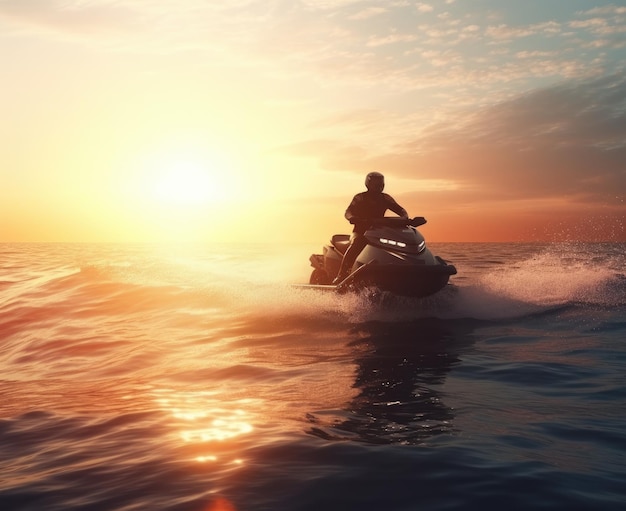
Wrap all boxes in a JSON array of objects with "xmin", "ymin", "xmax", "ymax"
[
  {"xmin": 387, "ymin": 196, "xmax": 409, "ymax": 219},
  {"xmin": 344, "ymin": 194, "xmax": 361, "ymax": 223}
]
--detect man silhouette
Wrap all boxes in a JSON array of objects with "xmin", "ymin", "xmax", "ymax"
[{"xmin": 333, "ymin": 172, "xmax": 408, "ymax": 284}]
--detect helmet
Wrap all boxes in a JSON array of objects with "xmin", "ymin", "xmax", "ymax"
[{"xmin": 365, "ymin": 171, "xmax": 385, "ymax": 192}]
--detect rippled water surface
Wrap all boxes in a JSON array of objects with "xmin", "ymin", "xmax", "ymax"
[{"xmin": 1, "ymin": 242, "xmax": 625, "ymax": 510}]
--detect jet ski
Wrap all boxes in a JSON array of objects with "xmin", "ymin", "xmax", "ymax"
[{"xmin": 305, "ymin": 217, "xmax": 456, "ymax": 297}]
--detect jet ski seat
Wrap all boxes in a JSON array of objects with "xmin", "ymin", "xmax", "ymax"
[{"xmin": 331, "ymin": 234, "xmax": 351, "ymax": 255}]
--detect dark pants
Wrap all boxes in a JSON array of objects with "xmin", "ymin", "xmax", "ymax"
[{"xmin": 336, "ymin": 233, "xmax": 368, "ymax": 280}]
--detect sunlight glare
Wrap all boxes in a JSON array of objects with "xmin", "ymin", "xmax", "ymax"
[
  {"xmin": 135, "ymin": 146, "xmax": 242, "ymax": 209},
  {"xmin": 151, "ymin": 154, "xmax": 237, "ymax": 206},
  {"xmin": 152, "ymin": 159, "xmax": 214, "ymax": 205},
  {"xmin": 117, "ymin": 141, "xmax": 289, "ymax": 241},
  {"xmin": 153, "ymin": 390, "xmax": 255, "ymax": 466}
]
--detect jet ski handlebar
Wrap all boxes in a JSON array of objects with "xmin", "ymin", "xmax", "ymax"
[{"xmin": 358, "ymin": 216, "xmax": 427, "ymax": 228}]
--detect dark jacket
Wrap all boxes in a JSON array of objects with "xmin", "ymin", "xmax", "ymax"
[{"xmin": 345, "ymin": 191, "xmax": 408, "ymax": 234}]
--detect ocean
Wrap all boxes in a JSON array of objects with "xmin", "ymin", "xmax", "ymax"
[{"xmin": 1, "ymin": 241, "xmax": 625, "ymax": 511}]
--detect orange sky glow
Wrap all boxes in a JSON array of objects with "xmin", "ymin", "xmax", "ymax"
[{"xmin": 1, "ymin": 1, "xmax": 624, "ymax": 243}]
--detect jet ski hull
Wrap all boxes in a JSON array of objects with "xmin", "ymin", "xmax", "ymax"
[
  {"xmin": 306, "ymin": 217, "xmax": 457, "ymax": 298},
  {"xmin": 342, "ymin": 260, "xmax": 456, "ymax": 297}
]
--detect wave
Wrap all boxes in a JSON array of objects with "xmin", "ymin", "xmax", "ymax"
[
  {"xmin": 344, "ymin": 243, "xmax": 626, "ymax": 322},
  {"xmin": 478, "ymin": 246, "xmax": 624, "ymax": 305},
  {"xmin": 2, "ymin": 243, "xmax": 623, "ymax": 337}
]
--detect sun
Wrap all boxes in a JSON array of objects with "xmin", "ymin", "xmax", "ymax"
[
  {"xmin": 152, "ymin": 159, "xmax": 214, "ymax": 205},
  {"xmin": 141, "ymin": 148, "xmax": 239, "ymax": 208},
  {"xmin": 118, "ymin": 143, "xmax": 267, "ymax": 241}
]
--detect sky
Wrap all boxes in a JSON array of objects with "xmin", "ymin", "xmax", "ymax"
[{"xmin": 1, "ymin": 0, "xmax": 625, "ymax": 243}]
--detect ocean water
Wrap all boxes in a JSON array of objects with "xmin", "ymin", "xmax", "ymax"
[{"xmin": 1, "ymin": 241, "xmax": 625, "ymax": 511}]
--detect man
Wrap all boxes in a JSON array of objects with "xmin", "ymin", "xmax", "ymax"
[{"xmin": 333, "ymin": 171, "xmax": 409, "ymax": 284}]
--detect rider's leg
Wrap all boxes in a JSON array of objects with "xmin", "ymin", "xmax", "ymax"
[{"xmin": 333, "ymin": 233, "xmax": 367, "ymax": 284}]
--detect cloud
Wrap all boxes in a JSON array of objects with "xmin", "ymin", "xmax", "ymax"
[
  {"xmin": 367, "ymin": 33, "xmax": 418, "ymax": 47},
  {"xmin": 288, "ymin": 72, "xmax": 626, "ymax": 213},
  {"xmin": 485, "ymin": 24, "xmax": 542, "ymax": 40},
  {"xmin": 349, "ymin": 6, "xmax": 387, "ymax": 20},
  {"xmin": 578, "ymin": 5, "xmax": 626, "ymax": 16},
  {"xmin": 0, "ymin": 0, "xmax": 289, "ymax": 54},
  {"xmin": 1, "ymin": 0, "xmax": 624, "ymax": 93},
  {"xmin": 3, "ymin": 2, "xmax": 626, "ymax": 171},
  {"xmin": 416, "ymin": 3, "xmax": 434, "ymax": 13},
  {"xmin": 0, "ymin": 0, "xmax": 141, "ymax": 36},
  {"xmin": 404, "ymin": 72, "xmax": 625, "ymax": 203}
]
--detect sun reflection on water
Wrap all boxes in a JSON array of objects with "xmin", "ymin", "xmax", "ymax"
[
  {"xmin": 153, "ymin": 389, "xmax": 256, "ymax": 466},
  {"xmin": 179, "ymin": 408, "xmax": 254, "ymax": 442}
]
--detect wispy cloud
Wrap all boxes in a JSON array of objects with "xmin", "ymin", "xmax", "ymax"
[
  {"xmin": 0, "ymin": 0, "xmax": 141, "ymax": 36},
  {"xmin": 413, "ymin": 72, "xmax": 625, "ymax": 206},
  {"xmin": 2, "ymin": 1, "xmax": 624, "ymax": 84},
  {"xmin": 286, "ymin": 72, "xmax": 626, "ymax": 212},
  {"xmin": 350, "ymin": 6, "xmax": 387, "ymax": 20},
  {"xmin": 416, "ymin": 3, "xmax": 434, "ymax": 13}
]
